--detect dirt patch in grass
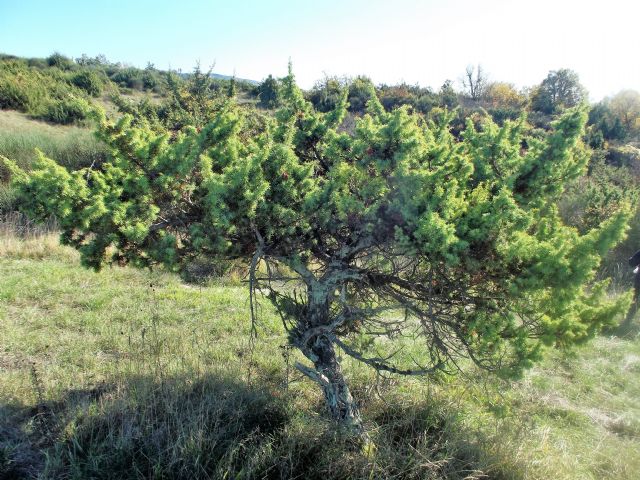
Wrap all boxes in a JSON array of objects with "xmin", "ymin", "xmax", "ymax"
[{"xmin": 0, "ymin": 352, "xmax": 28, "ymax": 371}]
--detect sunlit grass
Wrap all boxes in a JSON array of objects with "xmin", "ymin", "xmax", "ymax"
[
  {"xmin": 1, "ymin": 229, "xmax": 638, "ymax": 479},
  {"xmin": 0, "ymin": 109, "xmax": 108, "ymax": 172}
]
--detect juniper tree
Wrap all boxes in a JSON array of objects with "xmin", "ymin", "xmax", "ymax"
[
  {"xmin": 258, "ymin": 74, "xmax": 281, "ymax": 109},
  {"xmin": 3, "ymin": 69, "xmax": 632, "ymax": 433}
]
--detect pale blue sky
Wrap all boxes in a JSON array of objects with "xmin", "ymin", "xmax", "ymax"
[{"xmin": 1, "ymin": 0, "xmax": 638, "ymax": 100}]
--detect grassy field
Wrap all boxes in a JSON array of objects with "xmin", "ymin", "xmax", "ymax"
[
  {"xmin": 0, "ymin": 109, "xmax": 110, "ymax": 215},
  {"xmin": 0, "ymin": 226, "xmax": 639, "ymax": 479},
  {"xmin": 0, "ymin": 110, "xmax": 109, "ymax": 173}
]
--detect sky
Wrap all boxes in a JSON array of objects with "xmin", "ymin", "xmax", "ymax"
[{"xmin": 1, "ymin": 0, "xmax": 639, "ymax": 101}]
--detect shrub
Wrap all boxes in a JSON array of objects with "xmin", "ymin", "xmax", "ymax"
[
  {"xmin": 560, "ymin": 153, "xmax": 638, "ymax": 234},
  {"xmin": 0, "ymin": 60, "xmax": 93, "ymax": 123},
  {"xmin": 142, "ymin": 69, "xmax": 160, "ymax": 90},
  {"xmin": 0, "ymin": 62, "xmax": 47, "ymax": 112},
  {"xmin": 26, "ymin": 57, "xmax": 48, "ymax": 69},
  {"xmin": 110, "ymin": 67, "xmax": 145, "ymax": 90},
  {"xmin": 6, "ymin": 72, "xmax": 633, "ymax": 434},
  {"xmin": 608, "ymin": 145, "xmax": 640, "ymax": 172},
  {"xmin": 257, "ymin": 74, "xmax": 281, "ymax": 108},
  {"xmin": 308, "ymin": 76, "xmax": 345, "ymax": 113},
  {"xmin": 71, "ymin": 70, "xmax": 103, "ymax": 97},
  {"xmin": 46, "ymin": 52, "xmax": 75, "ymax": 71},
  {"xmin": 347, "ymin": 76, "xmax": 374, "ymax": 113},
  {"xmin": 0, "ymin": 76, "xmax": 33, "ymax": 110},
  {"xmin": 38, "ymin": 97, "xmax": 90, "ymax": 125}
]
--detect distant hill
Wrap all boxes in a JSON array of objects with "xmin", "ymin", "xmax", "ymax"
[
  {"xmin": 177, "ymin": 71, "xmax": 259, "ymax": 85},
  {"xmin": 210, "ymin": 73, "xmax": 259, "ymax": 85}
]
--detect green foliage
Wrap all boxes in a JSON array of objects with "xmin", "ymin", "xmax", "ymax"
[
  {"xmin": 0, "ymin": 60, "xmax": 49, "ymax": 111},
  {"xmin": 308, "ymin": 75, "xmax": 344, "ymax": 113},
  {"xmin": 589, "ymin": 101, "xmax": 627, "ymax": 141},
  {"xmin": 113, "ymin": 68, "xmax": 249, "ymax": 133},
  {"xmin": 438, "ymin": 80, "xmax": 459, "ymax": 109},
  {"xmin": 110, "ymin": 94, "xmax": 164, "ymax": 130},
  {"xmin": 608, "ymin": 144, "xmax": 640, "ymax": 171},
  {"xmin": 531, "ymin": 69, "xmax": 587, "ymax": 114},
  {"xmin": 0, "ymin": 74, "xmax": 36, "ymax": 111},
  {"xmin": 110, "ymin": 67, "xmax": 146, "ymax": 90},
  {"xmin": 589, "ymin": 90, "xmax": 640, "ymax": 144},
  {"xmin": 378, "ymin": 83, "xmax": 438, "ymax": 114},
  {"xmin": 0, "ymin": 58, "xmax": 92, "ymax": 124},
  {"xmin": 0, "ymin": 53, "xmax": 170, "ymax": 128},
  {"xmin": 75, "ymin": 53, "xmax": 110, "ymax": 67},
  {"xmin": 5, "ymin": 70, "xmax": 632, "ymax": 386},
  {"xmin": 347, "ymin": 76, "xmax": 375, "ymax": 113},
  {"xmin": 258, "ymin": 74, "xmax": 281, "ymax": 109},
  {"xmin": 75, "ymin": 55, "xmax": 165, "ymax": 93},
  {"xmin": 108, "ymin": 66, "xmax": 164, "ymax": 93},
  {"xmin": 158, "ymin": 65, "xmax": 231, "ymax": 130},
  {"xmin": 46, "ymin": 52, "xmax": 75, "ymax": 71},
  {"xmin": 560, "ymin": 152, "xmax": 639, "ymax": 234},
  {"xmin": 70, "ymin": 69, "xmax": 104, "ymax": 97},
  {"xmin": 307, "ymin": 76, "xmax": 440, "ymax": 116},
  {"xmin": 40, "ymin": 96, "xmax": 91, "ymax": 124},
  {"xmin": 483, "ymin": 82, "xmax": 528, "ymax": 124}
]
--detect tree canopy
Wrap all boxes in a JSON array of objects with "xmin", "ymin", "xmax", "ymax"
[
  {"xmin": 3, "ymin": 68, "xmax": 632, "ymax": 432},
  {"xmin": 531, "ymin": 69, "xmax": 587, "ymax": 114}
]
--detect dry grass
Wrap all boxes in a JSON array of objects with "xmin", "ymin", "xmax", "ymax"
[
  {"xmin": 0, "ymin": 212, "xmax": 77, "ymax": 262},
  {"xmin": 0, "ymin": 110, "xmax": 85, "ymax": 137}
]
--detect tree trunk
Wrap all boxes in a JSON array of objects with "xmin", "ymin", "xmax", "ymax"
[
  {"xmin": 292, "ymin": 272, "xmax": 365, "ymax": 434},
  {"xmin": 309, "ymin": 335, "xmax": 364, "ymax": 434}
]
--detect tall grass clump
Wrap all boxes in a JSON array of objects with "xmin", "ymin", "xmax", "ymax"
[
  {"xmin": 0, "ymin": 211, "xmax": 73, "ymax": 261},
  {"xmin": 0, "ymin": 182, "xmax": 17, "ymax": 213}
]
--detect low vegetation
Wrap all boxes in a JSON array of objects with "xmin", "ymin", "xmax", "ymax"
[{"xmin": 0, "ymin": 223, "xmax": 638, "ymax": 479}]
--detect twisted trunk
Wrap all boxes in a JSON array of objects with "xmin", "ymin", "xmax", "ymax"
[
  {"xmin": 311, "ymin": 335, "xmax": 363, "ymax": 432},
  {"xmin": 293, "ymin": 279, "xmax": 364, "ymax": 434}
]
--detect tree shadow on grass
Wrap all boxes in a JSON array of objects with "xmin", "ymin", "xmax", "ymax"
[
  {"xmin": 36, "ymin": 373, "xmax": 289, "ymax": 480},
  {"xmin": 2, "ymin": 371, "xmax": 523, "ymax": 480},
  {"xmin": 1, "ymin": 382, "xmax": 115, "ymax": 480},
  {"xmin": 1, "ymin": 404, "xmax": 43, "ymax": 480}
]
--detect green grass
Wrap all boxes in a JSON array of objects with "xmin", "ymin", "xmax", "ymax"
[
  {"xmin": 0, "ymin": 110, "xmax": 110, "ymax": 214},
  {"xmin": 0, "ymin": 110, "xmax": 109, "ymax": 173},
  {"xmin": 1, "ymin": 230, "xmax": 639, "ymax": 479}
]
